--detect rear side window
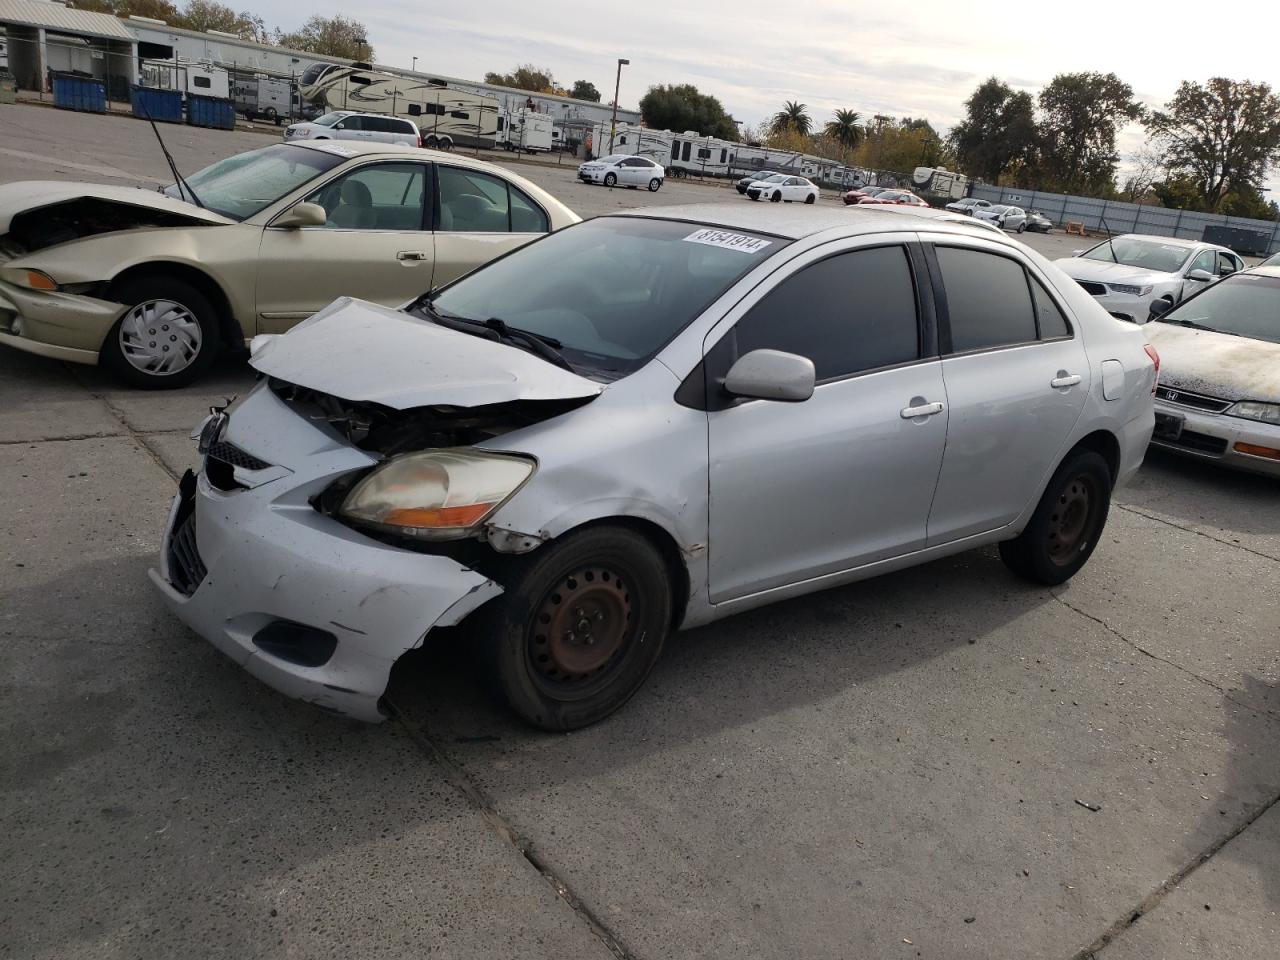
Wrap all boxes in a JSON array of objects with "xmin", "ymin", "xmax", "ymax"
[
  {"xmin": 1030, "ymin": 279, "xmax": 1070, "ymax": 339},
  {"xmin": 936, "ymin": 247, "xmax": 1037, "ymax": 352},
  {"xmin": 438, "ymin": 166, "xmax": 548, "ymax": 233},
  {"xmin": 733, "ymin": 246, "xmax": 920, "ymax": 381}
]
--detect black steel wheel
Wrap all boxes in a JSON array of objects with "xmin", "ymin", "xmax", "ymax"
[
  {"xmin": 999, "ymin": 449, "xmax": 1112, "ymax": 585},
  {"xmin": 477, "ymin": 526, "xmax": 672, "ymax": 730}
]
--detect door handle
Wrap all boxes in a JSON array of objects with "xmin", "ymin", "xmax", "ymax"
[
  {"xmin": 900, "ymin": 400, "xmax": 945, "ymax": 419},
  {"xmin": 1050, "ymin": 373, "xmax": 1082, "ymax": 388},
  {"xmin": 396, "ymin": 250, "xmax": 429, "ymax": 261}
]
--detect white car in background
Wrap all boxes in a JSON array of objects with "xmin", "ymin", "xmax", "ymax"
[
  {"xmin": 1055, "ymin": 235, "xmax": 1246, "ymax": 324},
  {"xmin": 577, "ymin": 155, "xmax": 665, "ymax": 191},
  {"xmin": 945, "ymin": 197, "xmax": 992, "ymax": 216},
  {"xmin": 284, "ymin": 112, "xmax": 422, "ymax": 148},
  {"xmin": 745, "ymin": 174, "xmax": 818, "ymax": 204},
  {"xmin": 975, "ymin": 204, "xmax": 1029, "ymax": 231}
]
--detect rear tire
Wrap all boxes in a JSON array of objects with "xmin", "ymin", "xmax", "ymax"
[
  {"xmin": 1017, "ymin": 221, "xmax": 1027, "ymax": 233},
  {"xmin": 477, "ymin": 526, "xmax": 672, "ymax": 730},
  {"xmin": 805, "ymin": 194, "xmax": 816, "ymax": 204},
  {"xmin": 100, "ymin": 276, "xmax": 220, "ymax": 390},
  {"xmin": 999, "ymin": 449, "xmax": 1112, "ymax": 585},
  {"xmin": 604, "ymin": 172, "xmax": 617, "ymax": 187}
]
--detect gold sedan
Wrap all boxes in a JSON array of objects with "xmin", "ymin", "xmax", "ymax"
[{"xmin": 0, "ymin": 140, "xmax": 579, "ymax": 387}]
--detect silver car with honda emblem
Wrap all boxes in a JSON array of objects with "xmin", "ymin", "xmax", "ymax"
[{"xmin": 152, "ymin": 203, "xmax": 1156, "ymax": 730}]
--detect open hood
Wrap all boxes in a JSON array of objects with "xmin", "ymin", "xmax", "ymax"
[
  {"xmin": 1147, "ymin": 323, "xmax": 1280, "ymax": 403},
  {"xmin": 249, "ymin": 298, "xmax": 605, "ymax": 410},
  {"xmin": 0, "ymin": 181, "xmax": 233, "ymax": 235},
  {"xmin": 1055, "ymin": 257, "xmax": 1173, "ymax": 285}
]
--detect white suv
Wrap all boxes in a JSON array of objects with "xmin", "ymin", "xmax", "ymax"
[{"xmin": 284, "ymin": 112, "xmax": 422, "ymax": 148}]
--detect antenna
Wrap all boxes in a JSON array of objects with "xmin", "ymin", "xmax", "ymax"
[{"xmin": 139, "ymin": 101, "xmax": 204, "ymax": 209}]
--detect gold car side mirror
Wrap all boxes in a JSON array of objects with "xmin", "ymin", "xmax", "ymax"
[{"xmin": 274, "ymin": 202, "xmax": 327, "ymax": 229}]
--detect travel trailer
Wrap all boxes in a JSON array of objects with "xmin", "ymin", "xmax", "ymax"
[
  {"xmin": 499, "ymin": 108, "xmax": 553, "ymax": 153},
  {"xmin": 140, "ymin": 59, "xmax": 230, "ymax": 99},
  {"xmin": 298, "ymin": 63, "xmax": 500, "ymax": 149},
  {"xmin": 230, "ymin": 72, "xmax": 300, "ymax": 124},
  {"xmin": 912, "ymin": 167, "xmax": 970, "ymax": 201}
]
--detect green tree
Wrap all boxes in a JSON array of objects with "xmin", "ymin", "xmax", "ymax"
[
  {"xmin": 274, "ymin": 16, "xmax": 373, "ymax": 60},
  {"xmin": 1146, "ymin": 78, "xmax": 1280, "ymax": 212},
  {"xmin": 569, "ymin": 80, "xmax": 601, "ymax": 102},
  {"xmin": 638, "ymin": 84, "xmax": 738, "ymax": 140},
  {"xmin": 772, "ymin": 100, "xmax": 812, "ymax": 137},
  {"xmin": 1037, "ymin": 72, "xmax": 1142, "ymax": 195},
  {"xmin": 824, "ymin": 108, "xmax": 864, "ymax": 154},
  {"xmin": 176, "ymin": 0, "xmax": 266, "ymax": 42},
  {"xmin": 484, "ymin": 64, "xmax": 557, "ymax": 93},
  {"xmin": 948, "ymin": 78, "xmax": 1038, "ymax": 183}
]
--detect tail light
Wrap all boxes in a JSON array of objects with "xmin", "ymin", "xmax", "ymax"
[
  {"xmin": 418, "ymin": 134, "xmax": 424, "ymax": 148},
  {"xmin": 1143, "ymin": 344, "xmax": 1160, "ymax": 394}
]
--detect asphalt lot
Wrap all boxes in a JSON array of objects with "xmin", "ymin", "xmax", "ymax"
[{"xmin": 2, "ymin": 101, "xmax": 1278, "ymax": 960}]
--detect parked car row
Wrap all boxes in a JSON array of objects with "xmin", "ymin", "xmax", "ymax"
[
  {"xmin": 842, "ymin": 185, "xmax": 928, "ymax": 207},
  {"xmin": 945, "ymin": 197, "xmax": 1054, "ymax": 233}
]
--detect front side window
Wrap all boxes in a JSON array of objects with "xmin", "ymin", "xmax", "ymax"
[
  {"xmin": 733, "ymin": 246, "xmax": 920, "ymax": 381},
  {"xmin": 425, "ymin": 217, "xmax": 785, "ymax": 378},
  {"xmin": 936, "ymin": 246, "xmax": 1037, "ymax": 352},
  {"xmin": 165, "ymin": 143, "xmax": 344, "ymax": 220},
  {"xmin": 437, "ymin": 166, "xmax": 547, "ymax": 233},
  {"xmin": 305, "ymin": 163, "xmax": 426, "ymax": 230},
  {"xmin": 1188, "ymin": 249, "xmax": 1215, "ymax": 275}
]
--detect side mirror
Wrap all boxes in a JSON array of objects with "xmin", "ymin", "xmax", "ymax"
[
  {"xmin": 1187, "ymin": 269, "xmax": 1213, "ymax": 282},
  {"xmin": 273, "ymin": 202, "xmax": 327, "ymax": 229},
  {"xmin": 1148, "ymin": 298, "xmax": 1174, "ymax": 320},
  {"xmin": 723, "ymin": 349, "xmax": 815, "ymax": 402}
]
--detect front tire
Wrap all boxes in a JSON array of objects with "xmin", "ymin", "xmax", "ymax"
[
  {"xmin": 604, "ymin": 172, "xmax": 617, "ymax": 187},
  {"xmin": 101, "ymin": 276, "xmax": 220, "ymax": 389},
  {"xmin": 999, "ymin": 449, "xmax": 1112, "ymax": 585},
  {"xmin": 478, "ymin": 526, "xmax": 672, "ymax": 730},
  {"xmin": 648, "ymin": 177, "xmax": 662, "ymax": 192},
  {"xmin": 771, "ymin": 190, "xmax": 782, "ymax": 203}
]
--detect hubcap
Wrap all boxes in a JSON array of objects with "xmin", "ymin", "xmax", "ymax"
[
  {"xmin": 1047, "ymin": 475, "xmax": 1094, "ymax": 565},
  {"xmin": 118, "ymin": 299, "xmax": 201, "ymax": 376},
  {"xmin": 530, "ymin": 566, "xmax": 632, "ymax": 684}
]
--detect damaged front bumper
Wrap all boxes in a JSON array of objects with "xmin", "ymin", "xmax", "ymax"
[
  {"xmin": 148, "ymin": 387, "xmax": 504, "ymax": 721},
  {"xmin": 0, "ymin": 279, "xmax": 124, "ymax": 364}
]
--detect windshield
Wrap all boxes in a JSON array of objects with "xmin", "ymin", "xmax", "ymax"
[
  {"xmin": 163, "ymin": 144, "xmax": 343, "ymax": 220},
  {"xmin": 1083, "ymin": 237, "xmax": 1191, "ymax": 273},
  {"xmin": 761, "ymin": 174, "xmax": 788, "ymax": 183},
  {"xmin": 597, "ymin": 155, "xmax": 627, "ymax": 164},
  {"xmin": 312, "ymin": 112, "xmax": 345, "ymax": 127},
  {"xmin": 1262, "ymin": 252, "xmax": 1280, "ymax": 267},
  {"xmin": 424, "ymin": 217, "xmax": 788, "ymax": 379},
  {"xmin": 1160, "ymin": 273, "xmax": 1280, "ymax": 344}
]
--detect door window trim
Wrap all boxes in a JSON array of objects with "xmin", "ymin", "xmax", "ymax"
[{"xmin": 924, "ymin": 241, "xmax": 1076, "ymax": 358}]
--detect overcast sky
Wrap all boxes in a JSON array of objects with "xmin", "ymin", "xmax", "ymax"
[{"xmin": 260, "ymin": 0, "xmax": 1279, "ymax": 177}]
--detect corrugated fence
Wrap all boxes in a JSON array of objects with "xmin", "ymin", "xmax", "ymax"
[{"xmin": 970, "ymin": 184, "xmax": 1280, "ymax": 256}]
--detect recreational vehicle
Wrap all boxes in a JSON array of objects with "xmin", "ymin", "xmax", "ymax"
[
  {"xmin": 298, "ymin": 63, "xmax": 500, "ymax": 149},
  {"xmin": 912, "ymin": 167, "xmax": 970, "ymax": 201},
  {"xmin": 140, "ymin": 59, "xmax": 230, "ymax": 100},
  {"xmin": 499, "ymin": 108, "xmax": 554, "ymax": 153},
  {"xmin": 230, "ymin": 72, "xmax": 298, "ymax": 124}
]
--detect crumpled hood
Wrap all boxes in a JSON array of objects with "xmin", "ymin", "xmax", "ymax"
[
  {"xmin": 249, "ymin": 298, "xmax": 605, "ymax": 410},
  {"xmin": 1054, "ymin": 257, "xmax": 1173, "ymax": 286},
  {"xmin": 0, "ymin": 181, "xmax": 233, "ymax": 233},
  {"xmin": 1146, "ymin": 323, "xmax": 1280, "ymax": 403}
]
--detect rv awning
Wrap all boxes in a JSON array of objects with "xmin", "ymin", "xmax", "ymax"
[{"xmin": 0, "ymin": 0, "xmax": 135, "ymax": 41}]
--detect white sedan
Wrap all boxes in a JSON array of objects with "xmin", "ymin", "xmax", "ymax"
[
  {"xmin": 745, "ymin": 174, "xmax": 818, "ymax": 204},
  {"xmin": 577, "ymin": 154, "xmax": 665, "ymax": 191},
  {"xmin": 1055, "ymin": 235, "xmax": 1246, "ymax": 324}
]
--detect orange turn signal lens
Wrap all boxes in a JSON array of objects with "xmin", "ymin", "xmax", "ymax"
[
  {"xmin": 382, "ymin": 504, "xmax": 494, "ymax": 528},
  {"xmin": 1233, "ymin": 442, "xmax": 1280, "ymax": 461},
  {"xmin": 23, "ymin": 271, "xmax": 57, "ymax": 291}
]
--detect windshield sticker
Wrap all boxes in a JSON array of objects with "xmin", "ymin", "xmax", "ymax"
[{"xmin": 683, "ymin": 229, "xmax": 773, "ymax": 254}]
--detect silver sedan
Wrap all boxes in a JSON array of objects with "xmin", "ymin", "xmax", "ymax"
[{"xmin": 152, "ymin": 204, "xmax": 1157, "ymax": 730}]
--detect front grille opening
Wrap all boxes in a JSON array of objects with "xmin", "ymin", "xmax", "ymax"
[
  {"xmin": 252, "ymin": 621, "xmax": 338, "ymax": 667},
  {"xmin": 205, "ymin": 440, "xmax": 271, "ymax": 471},
  {"xmin": 168, "ymin": 513, "xmax": 207, "ymax": 597},
  {"xmin": 1161, "ymin": 429, "xmax": 1229, "ymax": 455}
]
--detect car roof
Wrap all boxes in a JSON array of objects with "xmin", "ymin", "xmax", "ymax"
[
  {"xmin": 609, "ymin": 201, "xmax": 1013, "ymax": 243},
  {"xmin": 287, "ymin": 140, "xmax": 491, "ymax": 168},
  {"xmin": 1247, "ymin": 264, "xmax": 1280, "ymax": 278}
]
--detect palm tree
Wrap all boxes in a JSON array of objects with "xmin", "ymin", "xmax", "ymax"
[
  {"xmin": 772, "ymin": 101, "xmax": 812, "ymax": 137},
  {"xmin": 824, "ymin": 109, "xmax": 864, "ymax": 154}
]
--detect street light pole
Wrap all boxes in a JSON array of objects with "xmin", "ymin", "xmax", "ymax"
[
  {"xmin": 412, "ymin": 56, "xmax": 418, "ymax": 72},
  {"xmin": 608, "ymin": 57, "xmax": 629, "ymax": 154}
]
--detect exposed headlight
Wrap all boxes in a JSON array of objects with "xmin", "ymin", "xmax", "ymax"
[
  {"xmin": 1228, "ymin": 401, "xmax": 1280, "ymax": 425},
  {"xmin": 1108, "ymin": 283, "xmax": 1153, "ymax": 297},
  {"xmin": 340, "ymin": 450, "xmax": 534, "ymax": 539}
]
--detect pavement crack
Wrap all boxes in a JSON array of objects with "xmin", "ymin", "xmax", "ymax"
[
  {"xmin": 63, "ymin": 365, "xmax": 179, "ymax": 482},
  {"xmin": 0, "ymin": 431, "xmax": 123, "ymax": 445},
  {"xmin": 1050, "ymin": 592, "xmax": 1279, "ymax": 720},
  {"xmin": 1072, "ymin": 787, "xmax": 1280, "ymax": 959},
  {"xmin": 1115, "ymin": 503, "xmax": 1280, "ymax": 564},
  {"xmin": 386, "ymin": 699, "xmax": 638, "ymax": 960}
]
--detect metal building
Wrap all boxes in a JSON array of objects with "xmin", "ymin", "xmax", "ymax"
[{"xmin": 0, "ymin": 0, "xmax": 136, "ymax": 97}]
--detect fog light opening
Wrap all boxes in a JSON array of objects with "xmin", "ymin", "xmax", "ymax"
[{"xmin": 251, "ymin": 620, "xmax": 338, "ymax": 667}]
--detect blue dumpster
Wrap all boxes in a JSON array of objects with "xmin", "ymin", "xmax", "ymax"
[
  {"xmin": 186, "ymin": 94, "xmax": 235, "ymax": 130},
  {"xmin": 131, "ymin": 86, "xmax": 183, "ymax": 123},
  {"xmin": 52, "ymin": 74, "xmax": 106, "ymax": 114}
]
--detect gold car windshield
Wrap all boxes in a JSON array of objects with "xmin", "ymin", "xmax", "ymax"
[{"xmin": 163, "ymin": 144, "xmax": 344, "ymax": 221}]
